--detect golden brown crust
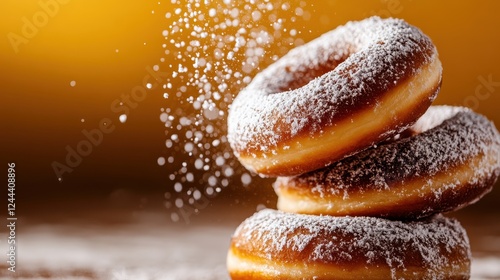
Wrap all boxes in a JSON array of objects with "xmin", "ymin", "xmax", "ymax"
[
  {"xmin": 274, "ymin": 106, "xmax": 500, "ymax": 219},
  {"xmin": 227, "ymin": 210, "xmax": 471, "ymax": 279},
  {"xmin": 227, "ymin": 17, "xmax": 442, "ymax": 177},
  {"xmin": 236, "ymin": 59, "xmax": 441, "ymax": 176}
]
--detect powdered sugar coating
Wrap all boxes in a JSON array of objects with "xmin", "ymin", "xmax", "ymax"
[
  {"xmin": 409, "ymin": 105, "xmax": 470, "ymax": 134},
  {"xmin": 231, "ymin": 209, "xmax": 471, "ymax": 279},
  {"xmin": 275, "ymin": 106, "xmax": 500, "ymax": 218},
  {"xmin": 228, "ymin": 16, "xmax": 439, "ymax": 156}
]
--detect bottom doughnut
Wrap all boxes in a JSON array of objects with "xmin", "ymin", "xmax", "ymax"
[{"xmin": 227, "ymin": 209, "xmax": 471, "ymax": 280}]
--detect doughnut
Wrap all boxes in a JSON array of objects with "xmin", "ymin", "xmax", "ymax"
[
  {"xmin": 274, "ymin": 106, "xmax": 500, "ymax": 219},
  {"xmin": 227, "ymin": 17, "xmax": 442, "ymax": 177},
  {"xmin": 227, "ymin": 209, "xmax": 471, "ymax": 280}
]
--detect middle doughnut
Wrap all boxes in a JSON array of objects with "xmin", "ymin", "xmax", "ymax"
[{"xmin": 274, "ymin": 106, "xmax": 500, "ymax": 219}]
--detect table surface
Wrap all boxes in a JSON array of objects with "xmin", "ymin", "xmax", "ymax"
[{"xmin": 1, "ymin": 208, "xmax": 499, "ymax": 280}]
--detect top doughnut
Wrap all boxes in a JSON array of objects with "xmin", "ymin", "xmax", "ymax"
[{"xmin": 228, "ymin": 17, "xmax": 442, "ymax": 177}]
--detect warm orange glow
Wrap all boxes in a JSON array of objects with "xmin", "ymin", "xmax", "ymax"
[
  {"xmin": 2, "ymin": 0, "xmax": 499, "ymax": 122},
  {"xmin": 1, "ymin": 0, "xmax": 499, "ymax": 200},
  {"xmin": 1, "ymin": 2, "xmax": 499, "ymax": 278}
]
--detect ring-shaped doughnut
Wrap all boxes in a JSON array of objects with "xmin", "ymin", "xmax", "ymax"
[
  {"xmin": 227, "ymin": 209, "xmax": 471, "ymax": 280},
  {"xmin": 228, "ymin": 17, "xmax": 442, "ymax": 177},
  {"xmin": 274, "ymin": 106, "xmax": 500, "ymax": 219}
]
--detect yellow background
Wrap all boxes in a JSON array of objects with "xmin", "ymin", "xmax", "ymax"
[{"xmin": 1, "ymin": 0, "xmax": 499, "ymax": 211}]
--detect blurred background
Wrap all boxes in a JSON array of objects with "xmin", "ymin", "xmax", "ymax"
[{"xmin": 1, "ymin": 0, "xmax": 500, "ymax": 279}]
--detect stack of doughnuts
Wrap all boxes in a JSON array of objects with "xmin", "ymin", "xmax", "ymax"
[{"xmin": 226, "ymin": 17, "xmax": 500, "ymax": 279}]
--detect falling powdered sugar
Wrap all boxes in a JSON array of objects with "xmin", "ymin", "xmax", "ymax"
[{"xmin": 156, "ymin": 0, "xmax": 311, "ymax": 222}]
